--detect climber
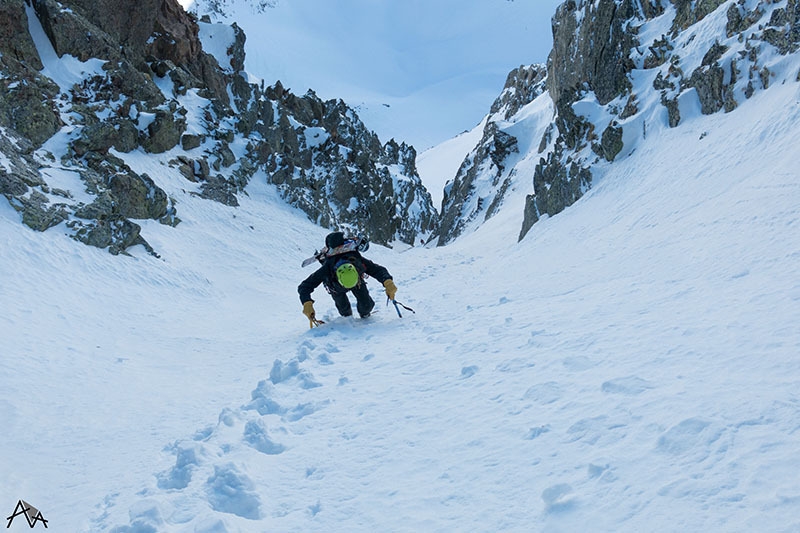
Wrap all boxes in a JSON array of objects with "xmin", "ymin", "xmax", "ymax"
[{"xmin": 298, "ymin": 232, "xmax": 397, "ymax": 325}]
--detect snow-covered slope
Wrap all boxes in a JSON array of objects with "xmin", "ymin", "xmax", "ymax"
[{"xmin": 2, "ymin": 40, "xmax": 799, "ymax": 532}]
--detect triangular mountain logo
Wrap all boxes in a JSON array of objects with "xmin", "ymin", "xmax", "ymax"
[{"xmin": 6, "ymin": 500, "xmax": 48, "ymax": 528}]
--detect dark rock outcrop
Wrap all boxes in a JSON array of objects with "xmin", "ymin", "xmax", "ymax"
[
  {"xmin": 548, "ymin": 0, "xmax": 641, "ymax": 108},
  {"xmin": 518, "ymin": 0, "xmax": 800, "ymax": 241},
  {"xmin": 1, "ymin": 0, "xmax": 438, "ymax": 255},
  {"xmin": 0, "ymin": 1, "xmax": 62, "ymax": 147},
  {"xmin": 254, "ymin": 90, "xmax": 437, "ymax": 245},
  {"xmin": 0, "ymin": 1, "xmax": 43, "ymax": 71},
  {"xmin": 519, "ymin": 0, "xmax": 647, "ymax": 240}
]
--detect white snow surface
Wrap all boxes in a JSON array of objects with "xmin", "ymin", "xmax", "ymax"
[
  {"xmin": 2, "ymin": 50, "xmax": 800, "ymax": 531},
  {"xmin": 416, "ymin": 118, "xmax": 486, "ymax": 210},
  {"xmin": 197, "ymin": 21, "xmax": 237, "ymax": 73}
]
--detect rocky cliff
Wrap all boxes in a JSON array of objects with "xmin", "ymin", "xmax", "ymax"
[
  {"xmin": 438, "ymin": 65, "xmax": 547, "ymax": 245},
  {"xmin": 244, "ymin": 84, "xmax": 438, "ymax": 245},
  {"xmin": 436, "ymin": 0, "xmax": 800, "ymax": 244},
  {"xmin": 519, "ymin": 0, "xmax": 800, "ymax": 239},
  {"xmin": 0, "ymin": 0, "xmax": 437, "ymax": 255}
]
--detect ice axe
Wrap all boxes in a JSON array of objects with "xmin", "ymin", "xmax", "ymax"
[{"xmin": 387, "ymin": 297, "xmax": 415, "ymax": 318}]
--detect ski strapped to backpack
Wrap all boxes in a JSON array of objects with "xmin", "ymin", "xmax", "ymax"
[{"xmin": 301, "ymin": 235, "xmax": 370, "ymax": 267}]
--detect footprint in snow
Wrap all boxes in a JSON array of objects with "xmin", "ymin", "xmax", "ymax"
[
  {"xmin": 587, "ymin": 462, "xmax": 616, "ymax": 482},
  {"xmin": 542, "ymin": 483, "xmax": 575, "ymax": 513},
  {"xmin": 601, "ymin": 376, "xmax": 654, "ymax": 395},
  {"xmin": 561, "ymin": 355, "xmax": 596, "ymax": 372},
  {"xmin": 324, "ymin": 342, "xmax": 340, "ymax": 353},
  {"xmin": 524, "ymin": 425, "xmax": 551, "ymax": 440},
  {"xmin": 156, "ymin": 442, "xmax": 202, "ymax": 490},
  {"xmin": 206, "ymin": 464, "xmax": 261, "ymax": 520},
  {"xmin": 297, "ymin": 339, "xmax": 316, "ymax": 360},
  {"xmin": 284, "ymin": 400, "xmax": 330, "ymax": 422},
  {"xmin": 317, "ymin": 352, "xmax": 335, "ymax": 365},
  {"xmin": 243, "ymin": 419, "xmax": 286, "ymax": 455},
  {"xmin": 461, "ymin": 365, "xmax": 479, "ymax": 378},
  {"xmin": 244, "ymin": 380, "xmax": 287, "ymax": 416},
  {"xmin": 656, "ymin": 417, "xmax": 721, "ymax": 455},
  {"xmin": 269, "ymin": 357, "xmax": 322, "ymax": 389},
  {"xmin": 566, "ymin": 415, "xmax": 628, "ymax": 446},
  {"xmin": 523, "ymin": 382, "xmax": 563, "ymax": 405}
]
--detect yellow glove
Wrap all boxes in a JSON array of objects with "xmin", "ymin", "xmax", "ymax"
[
  {"xmin": 302, "ymin": 301, "xmax": 316, "ymax": 320},
  {"xmin": 383, "ymin": 279, "xmax": 397, "ymax": 300}
]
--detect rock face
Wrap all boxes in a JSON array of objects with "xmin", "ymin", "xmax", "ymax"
[
  {"xmin": 516, "ymin": 0, "xmax": 800, "ymax": 240},
  {"xmin": 434, "ymin": 0, "xmax": 800, "ymax": 245},
  {"xmin": 0, "ymin": 0, "xmax": 437, "ymax": 255},
  {"xmin": 438, "ymin": 65, "xmax": 546, "ymax": 245},
  {"xmin": 518, "ymin": 0, "xmax": 650, "ymax": 240},
  {"xmin": 241, "ymin": 87, "xmax": 437, "ymax": 245},
  {"xmin": 0, "ymin": 1, "xmax": 62, "ymax": 147},
  {"xmin": 547, "ymin": 0, "xmax": 641, "ymax": 109}
]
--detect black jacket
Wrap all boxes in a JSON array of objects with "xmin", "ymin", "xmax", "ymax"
[{"xmin": 298, "ymin": 252, "xmax": 392, "ymax": 303}]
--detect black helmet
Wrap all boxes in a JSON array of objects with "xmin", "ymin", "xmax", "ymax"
[{"xmin": 325, "ymin": 231, "xmax": 345, "ymax": 249}]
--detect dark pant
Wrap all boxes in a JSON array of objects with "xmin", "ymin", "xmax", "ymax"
[{"xmin": 331, "ymin": 283, "xmax": 375, "ymax": 317}]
